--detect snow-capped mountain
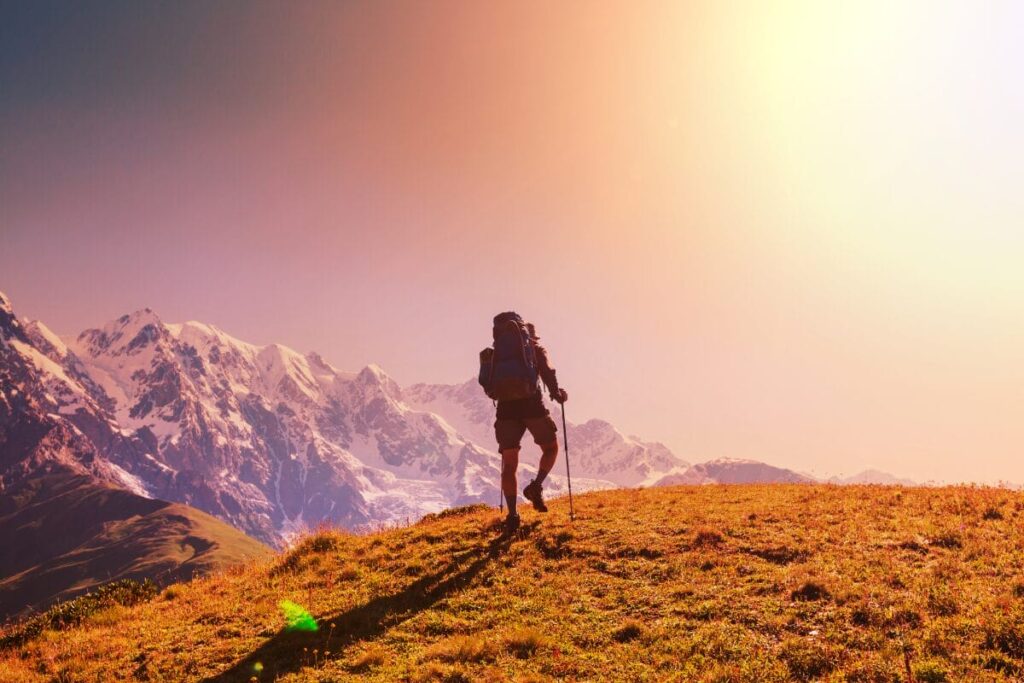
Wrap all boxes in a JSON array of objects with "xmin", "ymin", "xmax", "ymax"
[
  {"xmin": 54, "ymin": 309, "xmax": 513, "ymax": 545},
  {"xmin": 659, "ymin": 458, "xmax": 814, "ymax": 485},
  {"xmin": 828, "ymin": 469, "xmax": 917, "ymax": 486}
]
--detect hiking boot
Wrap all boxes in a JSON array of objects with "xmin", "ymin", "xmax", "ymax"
[
  {"xmin": 523, "ymin": 480, "xmax": 547, "ymax": 512},
  {"xmin": 504, "ymin": 512, "xmax": 521, "ymax": 533}
]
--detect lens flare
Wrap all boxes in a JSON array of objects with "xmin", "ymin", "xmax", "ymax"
[{"xmin": 278, "ymin": 600, "xmax": 318, "ymax": 632}]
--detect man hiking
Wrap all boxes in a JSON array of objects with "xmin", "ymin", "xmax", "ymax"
[{"xmin": 479, "ymin": 312, "xmax": 568, "ymax": 531}]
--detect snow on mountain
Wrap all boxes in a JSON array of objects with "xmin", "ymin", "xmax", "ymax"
[
  {"xmin": 664, "ymin": 458, "xmax": 814, "ymax": 485},
  {"xmin": 828, "ymin": 469, "xmax": 917, "ymax": 486}
]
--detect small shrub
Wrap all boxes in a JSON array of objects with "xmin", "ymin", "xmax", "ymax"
[
  {"xmin": 983, "ymin": 611, "xmax": 1024, "ymax": 659},
  {"xmin": 929, "ymin": 531, "xmax": 962, "ymax": 549},
  {"xmin": 888, "ymin": 608, "xmax": 923, "ymax": 629},
  {"xmin": 975, "ymin": 651, "xmax": 1021, "ymax": 675},
  {"xmin": 926, "ymin": 585, "xmax": 958, "ymax": 616},
  {"xmin": 692, "ymin": 528, "xmax": 724, "ymax": 548},
  {"xmin": 898, "ymin": 539, "xmax": 929, "ymax": 554},
  {"xmin": 338, "ymin": 563, "xmax": 360, "ymax": 581},
  {"xmin": 746, "ymin": 545, "xmax": 810, "ymax": 565},
  {"xmin": 850, "ymin": 603, "xmax": 883, "ymax": 627},
  {"xmin": 306, "ymin": 534, "xmax": 340, "ymax": 553},
  {"xmin": 913, "ymin": 660, "xmax": 949, "ymax": 683},
  {"xmin": 791, "ymin": 581, "xmax": 831, "ymax": 602},
  {"xmin": 983, "ymin": 506, "xmax": 1004, "ymax": 521},
  {"xmin": 612, "ymin": 619, "xmax": 644, "ymax": 643}
]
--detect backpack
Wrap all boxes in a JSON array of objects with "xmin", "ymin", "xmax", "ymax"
[{"xmin": 478, "ymin": 312, "xmax": 539, "ymax": 401}]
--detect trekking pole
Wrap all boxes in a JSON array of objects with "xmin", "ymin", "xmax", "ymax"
[{"xmin": 561, "ymin": 402, "xmax": 575, "ymax": 521}]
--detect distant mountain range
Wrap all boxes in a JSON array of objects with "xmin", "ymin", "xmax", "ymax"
[
  {"xmin": 0, "ymin": 289, "xmax": 915, "ymax": 617},
  {"xmin": 827, "ymin": 469, "xmax": 918, "ymax": 486}
]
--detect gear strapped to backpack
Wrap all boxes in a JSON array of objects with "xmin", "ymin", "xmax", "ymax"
[{"xmin": 478, "ymin": 311, "xmax": 540, "ymax": 401}]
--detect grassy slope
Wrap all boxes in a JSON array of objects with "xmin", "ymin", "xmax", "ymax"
[
  {"xmin": 4, "ymin": 484, "xmax": 1024, "ymax": 682},
  {"xmin": 0, "ymin": 474, "xmax": 270, "ymax": 621}
]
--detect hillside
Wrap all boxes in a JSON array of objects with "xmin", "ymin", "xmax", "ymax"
[
  {"xmin": 3, "ymin": 484, "xmax": 1024, "ymax": 681},
  {"xmin": 0, "ymin": 473, "xmax": 270, "ymax": 621}
]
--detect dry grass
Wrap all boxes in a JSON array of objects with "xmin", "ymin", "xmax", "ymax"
[{"xmin": 3, "ymin": 484, "xmax": 1024, "ymax": 681}]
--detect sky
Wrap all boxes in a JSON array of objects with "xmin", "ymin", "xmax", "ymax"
[{"xmin": 2, "ymin": 1, "xmax": 1023, "ymax": 484}]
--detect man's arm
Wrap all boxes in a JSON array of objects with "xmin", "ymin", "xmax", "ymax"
[{"xmin": 534, "ymin": 344, "xmax": 566, "ymax": 402}]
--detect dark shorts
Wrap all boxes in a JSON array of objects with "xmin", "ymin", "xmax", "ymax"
[{"xmin": 495, "ymin": 416, "xmax": 558, "ymax": 451}]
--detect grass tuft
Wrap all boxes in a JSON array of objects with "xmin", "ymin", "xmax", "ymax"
[
  {"xmin": 426, "ymin": 635, "xmax": 499, "ymax": 663},
  {"xmin": 779, "ymin": 638, "xmax": 836, "ymax": 681},
  {"xmin": 505, "ymin": 627, "xmax": 548, "ymax": 659},
  {"xmin": 350, "ymin": 643, "xmax": 387, "ymax": 672}
]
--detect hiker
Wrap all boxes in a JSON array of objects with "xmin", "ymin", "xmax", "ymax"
[{"xmin": 479, "ymin": 312, "xmax": 568, "ymax": 531}]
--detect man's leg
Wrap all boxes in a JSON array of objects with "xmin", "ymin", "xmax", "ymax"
[
  {"xmin": 501, "ymin": 448, "xmax": 520, "ymax": 516},
  {"xmin": 534, "ymin": 440, "xmax": 559, "ymax": 485},
  {"xmin": 523, "ymin": 417, "xmax": 559, "ymax": 512}
]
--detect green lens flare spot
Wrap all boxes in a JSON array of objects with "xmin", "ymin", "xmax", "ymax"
[{"xmin": 278, "ymin": 600, "xmax": 318, "ymax": 632}]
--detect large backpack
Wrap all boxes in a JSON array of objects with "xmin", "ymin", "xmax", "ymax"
[{"xmin": 478, "ymin": 312, "xmax": 539, "ymax": 401}]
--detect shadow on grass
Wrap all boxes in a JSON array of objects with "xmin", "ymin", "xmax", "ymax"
[{"xmin": 203, "ymin": 520, "xmax": 536, "ymax": 682}]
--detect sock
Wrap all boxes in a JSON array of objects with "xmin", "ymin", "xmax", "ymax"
[
  {"xmin": 504, "ymin": 492, "xmax": 517, "ymax": 516},
  {"xmin": 534, "ymin": 470, "xmax": 548, "ymax": 486}
]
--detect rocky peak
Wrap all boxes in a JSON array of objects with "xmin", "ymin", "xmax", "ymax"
[
  {"xmin": 0, "ymin": 291, "xmax": 28, "ymax": 344},
  {"xmin": 356, "ymin": 364, "xmax": 402, "ymax": 399},
  {"xmin": 77, "ymin": 309, "xmax": 168, "ymax": 357},
  {"xmin": 574, "ymin": 419, "xmax": 618, "ymax": 439}
]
